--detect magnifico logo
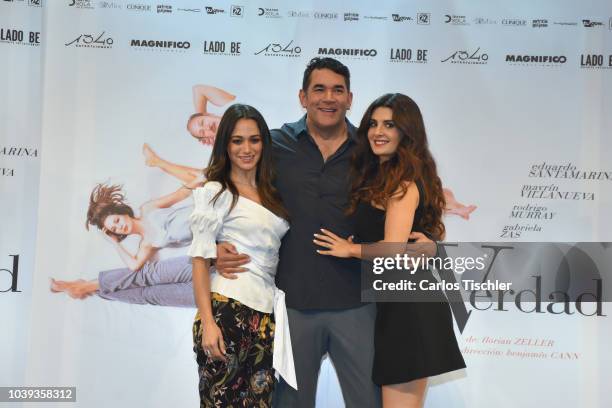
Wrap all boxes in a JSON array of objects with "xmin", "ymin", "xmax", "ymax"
[
  {"xmin": 0, "ymin": 28, "xmax": 41, "ymax": 46},
  {"xmin": 130, "ymin": 39, "xmax": 191, "ymax": 50},
  {"xmin": 318, "ymin": 47, "xmax": 377, "ymax": 58},
  {"xmin": 0, "ymin": 255, "xmax": 20, "ymax": 293},
  {"xmin": 65, "ymin": 32, "xmax": 113, "ymax": 48},
  {"xmin": 506, "ymin": 54, "xmax": 567, "ymax": 64}
]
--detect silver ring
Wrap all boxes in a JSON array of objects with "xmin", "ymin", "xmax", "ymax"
[{"xmin": 204, "ymin": 348, "xmax": 211, "ymax": 356}]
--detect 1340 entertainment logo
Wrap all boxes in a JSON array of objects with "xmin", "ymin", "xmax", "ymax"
[
  {"xmin": 441, "ymin": 47, "xmax": 488, "ymax": 64},
  {"xmin": 0, "ymin": 28, "xmax": 41, "ymax": 46},
  {"xmin": 254, "ymin": 40, "xmax": 301, "ymax": 57},
  {"xmin": 65, "ymin": 32, "xmax": 113, "ymax": 48}
]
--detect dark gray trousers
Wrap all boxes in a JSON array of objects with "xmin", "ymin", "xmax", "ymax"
[
  {"xmin": 97, "ymin": 256, "xmax": 195, "ymax": 307},
  {"xmin": 274, "ymin": 304, "xmax": 381, "ymax": 408}
]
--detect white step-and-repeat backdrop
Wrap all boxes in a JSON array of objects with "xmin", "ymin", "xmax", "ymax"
[{"xmin": 2, "ymin": 1, "xmax": 611, "ymax": 407}]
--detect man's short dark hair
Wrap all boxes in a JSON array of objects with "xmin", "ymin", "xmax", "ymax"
[{"xmin": 302, "ymin": 57, "xmax": 351, "ymax": 91}]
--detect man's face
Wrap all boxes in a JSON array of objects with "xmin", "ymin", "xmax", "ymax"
[{"xmin": 299, "ymin": 68, "xmax": 353, "ymax": 130}]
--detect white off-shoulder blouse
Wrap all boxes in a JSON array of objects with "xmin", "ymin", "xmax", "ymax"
[{"xmin": 187, "ymin": 181, "xmax": 297, "ymax": 389}]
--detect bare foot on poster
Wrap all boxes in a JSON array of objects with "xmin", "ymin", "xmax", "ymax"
[
  {"xmin": 143, "ymin": 143, "xmax": 161, "ymax": 167},
  {"xmin": 443, "ymin": 188, "xmax": 477, "ymax": 220},
  {"xmin": 50, "ymin": 278, "xmax": 99, "ymax": 299}
]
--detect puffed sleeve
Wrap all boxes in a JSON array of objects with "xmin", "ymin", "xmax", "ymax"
[{"xmin": 187, "ymin": 182, "xmax": 233, "ymax": 259}]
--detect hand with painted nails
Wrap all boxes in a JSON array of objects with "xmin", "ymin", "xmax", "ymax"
[{"xmin": 313, "ymin": 228, "xmax": 359, "ymax": 258}]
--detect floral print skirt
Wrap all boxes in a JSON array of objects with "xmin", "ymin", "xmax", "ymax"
[{"xmin": 193, "ymin": 292, "xmax": 276, "ymax": 408}]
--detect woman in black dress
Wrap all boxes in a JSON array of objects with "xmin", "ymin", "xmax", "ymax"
[{"xmin": 313, "ymin": 93, "xmax": 465, "ymax": 407}]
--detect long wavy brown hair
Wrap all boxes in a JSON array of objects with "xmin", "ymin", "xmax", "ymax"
[
  {"xmin": 204, "ymin": 104, "xmax": 288, "ymax": 219},
  {"xmin": 348, "ymin": 93, "xmax": 445, "ymax": 240},
  {"xmin": 86, "ymin": 183, "xmax": 134, "ymax": 241}
]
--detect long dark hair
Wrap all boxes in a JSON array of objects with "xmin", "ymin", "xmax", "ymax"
[
  {"xmin": 348, "ymin": 93, "xmax": 445, "ymax": 240},
  {"xmin": 86, "ymin": 183, "xmax": 134, "ymax": 241},
  {"xmin": 204, "ymin": 104, "xmax": 287, "ymax": 219}
]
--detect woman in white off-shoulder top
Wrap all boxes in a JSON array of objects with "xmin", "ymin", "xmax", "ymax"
[{"xmin": 187, "ymin": 104, "xmax": 296, "ymax": 407}]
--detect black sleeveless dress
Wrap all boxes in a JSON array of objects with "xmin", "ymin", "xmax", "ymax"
[{"xmin": 354, "ymin": 192, "xmax": 466, "ymax": 385}]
